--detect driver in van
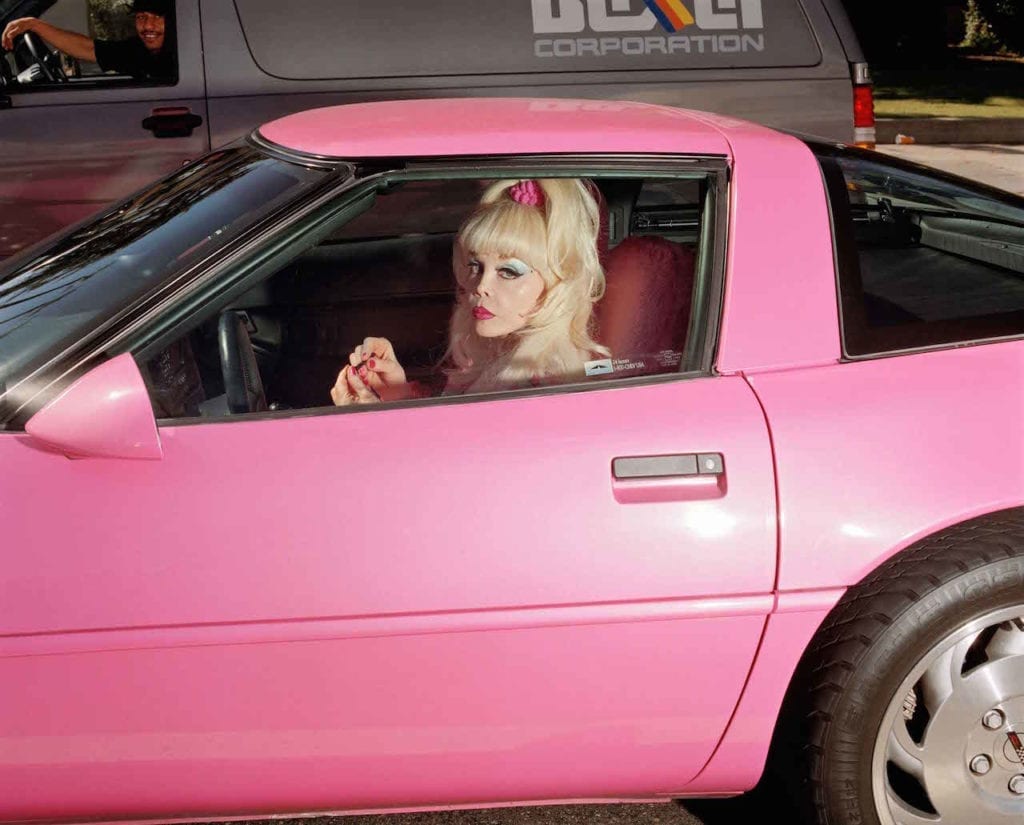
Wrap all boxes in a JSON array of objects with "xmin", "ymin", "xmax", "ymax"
[{"xmin": 1, "ymin": 0, "xmax": 174, "ymax": 82}]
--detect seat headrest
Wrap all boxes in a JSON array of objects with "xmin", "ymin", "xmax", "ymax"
[{"xmin": 597, "ymin": 235, "xmax": 696, "ymax": 366}]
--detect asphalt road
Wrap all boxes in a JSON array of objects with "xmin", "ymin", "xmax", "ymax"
[
  {"xmin": 211, "ymin": 800, "xmax": 736, "ymax": 825},
  {"xmin": 193, "ymin": 142, "xmax": 1021, "ymax": 825},
  {"xmin": 312, "ymin": 803, "xmax": 700, "ymax": 825}
]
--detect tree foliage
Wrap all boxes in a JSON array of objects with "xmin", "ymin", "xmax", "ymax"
[
  {"xmin": 963, "ymin": 0, "xmax": 1023, "ymax": 54},
  {"xmin": 841, "ymin": 0, "xmax": 950, "ymax": 66},
  {"xmin": 87, "ymin": 0, "xmax": 134, "ymax": 41}
]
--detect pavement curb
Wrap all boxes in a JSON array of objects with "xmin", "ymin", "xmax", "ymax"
[{"xmin": 876, "ymin": 117, "xmax": 1024, "ymax": 145}]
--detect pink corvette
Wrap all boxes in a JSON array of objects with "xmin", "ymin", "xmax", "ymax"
[{"xmin": 1, "ymin": 99, "xmax": 1022, "ymax": 825}]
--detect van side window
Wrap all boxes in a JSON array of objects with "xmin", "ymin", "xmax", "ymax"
[
  {"xmin": 1, "ymin": 0, "xmax": 177, "ymax": 89},
  {"xmin": 232, "ymin": 0, "xmax": 820, "ymax": 80},
  {"xmin": 816, "ymin": 146, "xmax": 1024, "ymax": 356}
]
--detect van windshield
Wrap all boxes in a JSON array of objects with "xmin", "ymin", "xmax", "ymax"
[{"xmin": 0, "ymin": 143, "xmax": 330, "ymax": 407}]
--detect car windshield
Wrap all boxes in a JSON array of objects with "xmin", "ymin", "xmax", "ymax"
[{"xmin": 0, "ymin": 143, "xmax": 331, "ymax": 403}]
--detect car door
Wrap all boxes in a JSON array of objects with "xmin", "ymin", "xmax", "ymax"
[
  {"xmin": 1, "ymin": 376, "xmax": 775, "ymax": 819},
  {"xmin": 0, "ymin": 0, "xmax": 207, "ymax": 258},
  {"xmin": 0, "ymin": 164, "xmax": 777, "ymax": 821}
]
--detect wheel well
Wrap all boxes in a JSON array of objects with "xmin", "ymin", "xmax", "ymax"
[{"xmin": 760, "ymin": 505, "xmax": 1024, "ymax": 813}]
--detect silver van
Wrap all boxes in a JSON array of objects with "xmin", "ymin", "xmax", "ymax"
[{"xmin": 0, "ymin": 0, "xmax": 873, "ymax": 259}]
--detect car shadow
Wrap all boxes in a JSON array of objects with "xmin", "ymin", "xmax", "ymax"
[{"xmin": 679, "ymin": 779, "xmax": 805, "ymax": 824}]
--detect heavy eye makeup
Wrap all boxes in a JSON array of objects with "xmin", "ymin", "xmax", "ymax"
[
  {"xmin": 465, "ymin": 254, "xmax": 533, "ymax": 281},
  {"xmin": 498, "ymin": 258, "xmax": 532, "ymax": 279}
]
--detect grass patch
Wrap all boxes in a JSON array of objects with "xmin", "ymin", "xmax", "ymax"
[
  {"xmin": 876, "ymin": 98, "xmax": 1024, "ymax": 118},
  {"xmin": 875, "ymin": 54, "xmax": 1024, "ymax": 119}
]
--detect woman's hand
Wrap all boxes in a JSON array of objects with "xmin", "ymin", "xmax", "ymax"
[
  {"xmin": 330, "ymin": 337, "xmax": 412, "ymax": 406},
  {"xmin": 330, "ymin": 364, "xmax": 380, "ymax": 406}
]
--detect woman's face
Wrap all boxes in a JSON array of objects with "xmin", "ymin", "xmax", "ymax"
[{"xmin": 465, "ymin": 249, "xmax": 545, "ymax": 338}]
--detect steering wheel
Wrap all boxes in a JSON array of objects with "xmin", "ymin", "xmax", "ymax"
[
  {"xmin": 217, "ymin": 310, "xmax": 268, "ymax": 414},
  {"xmin": 0, "ymin": 50, "xmax": 13, "ymax": 88},
  {"xmin": 16, "ymin": 30, "xmax": 67, "ymax": 83}
]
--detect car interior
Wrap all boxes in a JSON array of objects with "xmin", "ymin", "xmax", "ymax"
[
  {"xmin": 822, "ymin": 152, "xmax": 1024, "ymax": 333},
  {"xmin": 141, "ymin": 175, "xmax": 707, "ymax": 420},
  {"xmin": 852, "ymin": 201, "xmax": 1024, "ymax": 327}
]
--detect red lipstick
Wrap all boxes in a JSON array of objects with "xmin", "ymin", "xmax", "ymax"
[{"xmin": 473, "ymin": 306, "xmax": 495, "ymax": 320}]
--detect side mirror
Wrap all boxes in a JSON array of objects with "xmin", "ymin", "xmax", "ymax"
[{"xmin": 25, "ymin": 353, "xmax": 162, "ymax": 460}]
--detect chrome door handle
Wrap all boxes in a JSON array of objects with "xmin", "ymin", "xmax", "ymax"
[
  {"xmin": 611, "ymin": 453, "xmax": 726, "ymax": 504},
  {"xmin": 612, "ymin": 453, "xmax": 723, "ymax": 479}
]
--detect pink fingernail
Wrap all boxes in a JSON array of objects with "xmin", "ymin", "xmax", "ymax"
[{"xmin": 368, "ymin": 359, "xmax": 376, "ymax": 369}]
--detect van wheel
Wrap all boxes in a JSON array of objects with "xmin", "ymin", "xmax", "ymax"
[{"xmin": 784, "ymin": 508, "xmax": 1024, "ymax": 825}]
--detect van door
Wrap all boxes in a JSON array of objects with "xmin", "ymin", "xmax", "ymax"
[{"xmin": 0, "ymin": 0, "xmax": 207, "ymax": 258}]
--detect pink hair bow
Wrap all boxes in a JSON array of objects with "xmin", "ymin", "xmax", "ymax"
[{"xmin": 509, "ymin": 180, "xmax": 545, "ymax": 207}]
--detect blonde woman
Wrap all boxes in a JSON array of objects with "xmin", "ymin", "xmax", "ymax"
[{"xmin": 331, "ymin": 178, "xmax": 609, "ymax": 405}]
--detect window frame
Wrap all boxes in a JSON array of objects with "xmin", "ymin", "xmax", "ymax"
[
  {"xmin": 1, "ymin": 18, "xmax": 180, "ymax": 93},
  {"xmin": 138, "ymin": 153, "xmax": 731, "ymax": 426},
  {"xmin": 4, "ymin": 71, "xmax": 179, "ymax": 94},
  {"xmin": 813, "ymin": 142, "xmax": 1024, "ymax": 359},
  {"xmin": 0, "ymin": 0, "xmax": 193, "ymax": 100}
]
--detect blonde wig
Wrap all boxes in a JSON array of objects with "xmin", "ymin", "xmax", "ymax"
[{"xmin": 444, "ymin": 178, "xmax": 609, "ymax": 394}]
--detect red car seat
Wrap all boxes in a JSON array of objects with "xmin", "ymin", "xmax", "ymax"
[{"xmin": 597, "ymin": 235, "xmax": 696, "ymax": 367}]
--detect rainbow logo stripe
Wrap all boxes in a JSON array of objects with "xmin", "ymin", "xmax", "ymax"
[{"xmin": 643, "ymin": 0, "xmax": 695, "ymax": 32}]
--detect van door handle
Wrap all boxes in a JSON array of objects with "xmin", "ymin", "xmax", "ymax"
[
  {"xmin": 142, "ymin": 106, "xmax": 203, "ymax": 138},
  {"xmin": 611, "ymin": 453, "xmax": 725, "ymax": 503}
]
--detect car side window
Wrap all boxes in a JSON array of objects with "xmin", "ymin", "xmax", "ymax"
[
  {"xmin": 816, "ymin": 146, "xmax": 1024, "ymax": 356},
  {"xmin": 1, "ymin": 0, "xmax": 178, "ymax": 90},
  {"xmin": 140, "ymin": 172, "xmax": 716, "ymax": 421}
]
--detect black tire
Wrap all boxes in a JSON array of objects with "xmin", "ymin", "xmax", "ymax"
[{"xmin": 777, "ymin": 507, "xmax": 1024, "ymax": 825}]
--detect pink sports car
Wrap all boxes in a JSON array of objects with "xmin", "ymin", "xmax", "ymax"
[{"xmin": 1, "ymin": 99, "xmax": 1022, "ymax": 825}]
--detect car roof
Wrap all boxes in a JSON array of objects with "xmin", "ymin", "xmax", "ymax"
[{"xmin": 257, "ymin": 98, "xmax": 739, "ymax": 159}]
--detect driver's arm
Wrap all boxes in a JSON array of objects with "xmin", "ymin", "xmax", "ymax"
[{"xmin": 1, "ymin": 17, "xmax": 96, "ymax": 63}]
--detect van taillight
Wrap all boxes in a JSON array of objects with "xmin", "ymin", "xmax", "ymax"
[
  {"xmin": 852, "ymin": 62, "xmax": 875, "ymax": 149},
  {"xmin": 854, "ymin": 86, "xmax": 875, "ymax": 128}
]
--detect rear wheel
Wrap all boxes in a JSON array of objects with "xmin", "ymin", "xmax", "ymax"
[{"xmin": 784, "ymin": 508, "xmax": 1024, "ymax": 825}]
